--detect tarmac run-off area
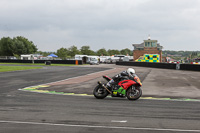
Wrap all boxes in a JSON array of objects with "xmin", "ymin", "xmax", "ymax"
[{"xmin": 20, "ymin": 64, "xmax": 200, "ymax": 102}]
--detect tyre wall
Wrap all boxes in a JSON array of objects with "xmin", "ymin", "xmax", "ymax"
[
  {"xmin": 116, "ymin": 61, "xmax": 200, "ymax": 71},
  {"xmin": 0, "ymin": 59, "xmax": 83, "ymax": 65}
]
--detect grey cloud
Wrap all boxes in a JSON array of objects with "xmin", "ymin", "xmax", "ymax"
[{"xmin": 0, "ymin": 0, "xmax": 200, "ymax": 51}]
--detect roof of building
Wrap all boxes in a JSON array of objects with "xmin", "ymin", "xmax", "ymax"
[
  {"xmin": 132, "ymin": 37, "xmax": 163, "ymax": 50},
  {"xmin": 132, "ymin": 43, "xmax": 144, "ymax": 48},
  {"xmin": 132, "ymin": 43, "xmax": 163, "ymax": 50}
]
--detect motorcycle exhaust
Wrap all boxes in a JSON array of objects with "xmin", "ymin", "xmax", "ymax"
[{"xmin": 97, "ymin": 81, "xmax": 112, "ymax": 94}]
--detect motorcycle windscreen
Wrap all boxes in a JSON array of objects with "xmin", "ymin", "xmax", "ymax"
[
  {"xmin": 103, "ymin": 75, "xmax": 112, "ymax": 81},
  {"xmin": 118, "ymin": 80, "xmax": 136, "ymax": 90}
]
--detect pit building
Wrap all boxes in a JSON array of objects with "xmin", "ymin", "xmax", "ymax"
[{"xmin": 132, "ymin": 36, "xmax": 163, "ymax": 62}]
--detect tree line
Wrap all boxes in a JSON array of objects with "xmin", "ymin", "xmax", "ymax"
[
  {"xmin": 55, "ymin": 46, "xmax": 133, "ymax": 59},
  {"xmin": 1, "ymin": 36, "xmax": 199, "ymax": 60},
  {"xmin": 0, "ymin": 36, "xmax": 133, "ymax": 59},
  {"xmin": 163, "ymin": 50, "xmax": 200, "ymax": 57},
  {"xmin": 0, "ymin": 36, "xmax": 37, "ymax": 58},
  {"xmin": 163, "ymin": 50, "xmax": 200, "ymax": 60}
]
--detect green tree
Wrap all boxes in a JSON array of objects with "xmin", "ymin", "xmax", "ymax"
[
  {"xmin": 14, "ymin": 36, "xmax": 37, "ymax": 54},
  {"xmin": 0, "ymin": 37, "xmax": 13, "ymax": 56},
  {"xmin": 107, "ymin": 49, "xmax": 120, "ymax": 56},
  {"xmin": 96, "ymin": 48, "xmax": 108, "ymax": 56},
  {"xmin": 120, "ymin": 48, "xmax": 133, "ymax": 56},
  {"xmin": 68, "ymin": 45, "xmax": 80, "ymax": 57},
  {"xmin": 80, "ymin": 46, "xmax": 96, "ymax": 55},
  {"xmin": 0, "ymin": 36, "xmax": 37, "ymax": 56},
  {"xmin": 56, "ymin": 47, "xmax": 69, "ymax": 59}
]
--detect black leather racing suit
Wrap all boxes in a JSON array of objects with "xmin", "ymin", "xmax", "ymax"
[{"xmin": 107, "ymin": 71, "xmax": 134, "ymax": 89}]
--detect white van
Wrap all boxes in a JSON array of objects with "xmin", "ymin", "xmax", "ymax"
[{"xmin": 90, "ymin": 58, "xmax": 99, "ymax": 65}]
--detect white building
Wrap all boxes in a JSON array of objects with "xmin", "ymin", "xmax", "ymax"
[
  {"xmin": 75, "ymin": 55, "xmax": 99, "ymax": 64},
  {"xmin": 75, "ymin": 54, "xmax": 133, "ymax": 64},
  {"xmin": 21, "ymin": 54, "xmax": 34, "ymax": 60},
  {"xmin": 21, "ymin": 54, "xmax": 43, "ymax": 60}
]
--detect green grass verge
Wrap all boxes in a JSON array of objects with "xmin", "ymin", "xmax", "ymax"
[
  {"xmin": 0, "ymin": 66, "xmax": 42, "ymax": 72},
  {"xmin": 0, "ymin": 63, "xmax": 77, "ymax": 66}
]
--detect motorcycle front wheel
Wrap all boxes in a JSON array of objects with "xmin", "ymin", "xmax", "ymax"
[
  {"xmin": 93, "ymin": 85, "xmax": 109, "ymax": 99},
  {"xmin": 126, "ymin": 87, "xmax": 142, "ymax": 100}
]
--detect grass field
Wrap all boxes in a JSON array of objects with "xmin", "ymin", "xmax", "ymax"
[
  {"xmin": 0, "ymin": 65, "xmax": 42, "ymax": 72},
  {"xmin": 0, "ymin": 63, "xmax": 88, "ymax": 72}
]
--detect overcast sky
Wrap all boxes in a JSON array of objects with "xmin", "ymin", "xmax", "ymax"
[{"xmin": 0, "ymin": 0, "xmax": 200, "ymax": 52}]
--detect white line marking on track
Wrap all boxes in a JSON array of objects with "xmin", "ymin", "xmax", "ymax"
[
  {"xmin": 0, "ymin": 120, "xmax": 200, "ymax": 132},
  {"xmin": 111, "ymin": 120, "xmax": 127, "ymax": 123}
]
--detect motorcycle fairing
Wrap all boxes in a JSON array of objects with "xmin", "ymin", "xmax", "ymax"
[
  {"xmin": 114, "ymin": 87, "xmax": 126, "ymax": 95},
  {"xmin": 134, "ymin": 76, "xmax": 142, "ymax": 86},
  {"xmin": 103, "ymin": 75, "xmax": 112, "ymax": 81},
  {"xmin": 118, "ymin": 80, "xmax": 136, "ymax": 90}
]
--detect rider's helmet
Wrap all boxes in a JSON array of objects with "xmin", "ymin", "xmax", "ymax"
[{"xmin": 127, "ymin": 68, "xmax": 135, "ymax": 76}]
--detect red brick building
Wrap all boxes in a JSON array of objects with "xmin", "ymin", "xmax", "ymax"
[{"xmin": 132, "ymin": 37, "xmax": 163, "ymax": 62}]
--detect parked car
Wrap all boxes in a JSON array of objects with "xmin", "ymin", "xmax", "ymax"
[{"xmin": 90, "ymin": 58, "xmax": 99, "ymax": 65}]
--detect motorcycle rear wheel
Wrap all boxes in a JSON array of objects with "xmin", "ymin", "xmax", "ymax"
[
  {"xmin": 126, "ymin": 87, "xmax": 142, "ymax": 100},
  {"xmin": 93, "ymin": 85, "xmax": 109, "ymax": 99}
]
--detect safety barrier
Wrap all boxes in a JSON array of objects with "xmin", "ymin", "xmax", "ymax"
[
  {"xmin": 180, "ymin": 64, "xmax": 200, "ymax": 71},
  {"xmin": 0, "ymin": 59, "xmax": 83, "ymax": 65},
  {"xmin": 116, "ymin": 61, "xmax": 200, "ymax": 71}
]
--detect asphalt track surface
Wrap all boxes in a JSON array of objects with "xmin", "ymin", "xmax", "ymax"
[{"xmin": 0, "ymin": 64, "xmax": 200, "ymax": 133}]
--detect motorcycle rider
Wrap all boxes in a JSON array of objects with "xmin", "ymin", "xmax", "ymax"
[{"xmin": 106, "ymin": 68, "xmax": 136, "ymax": 96}]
